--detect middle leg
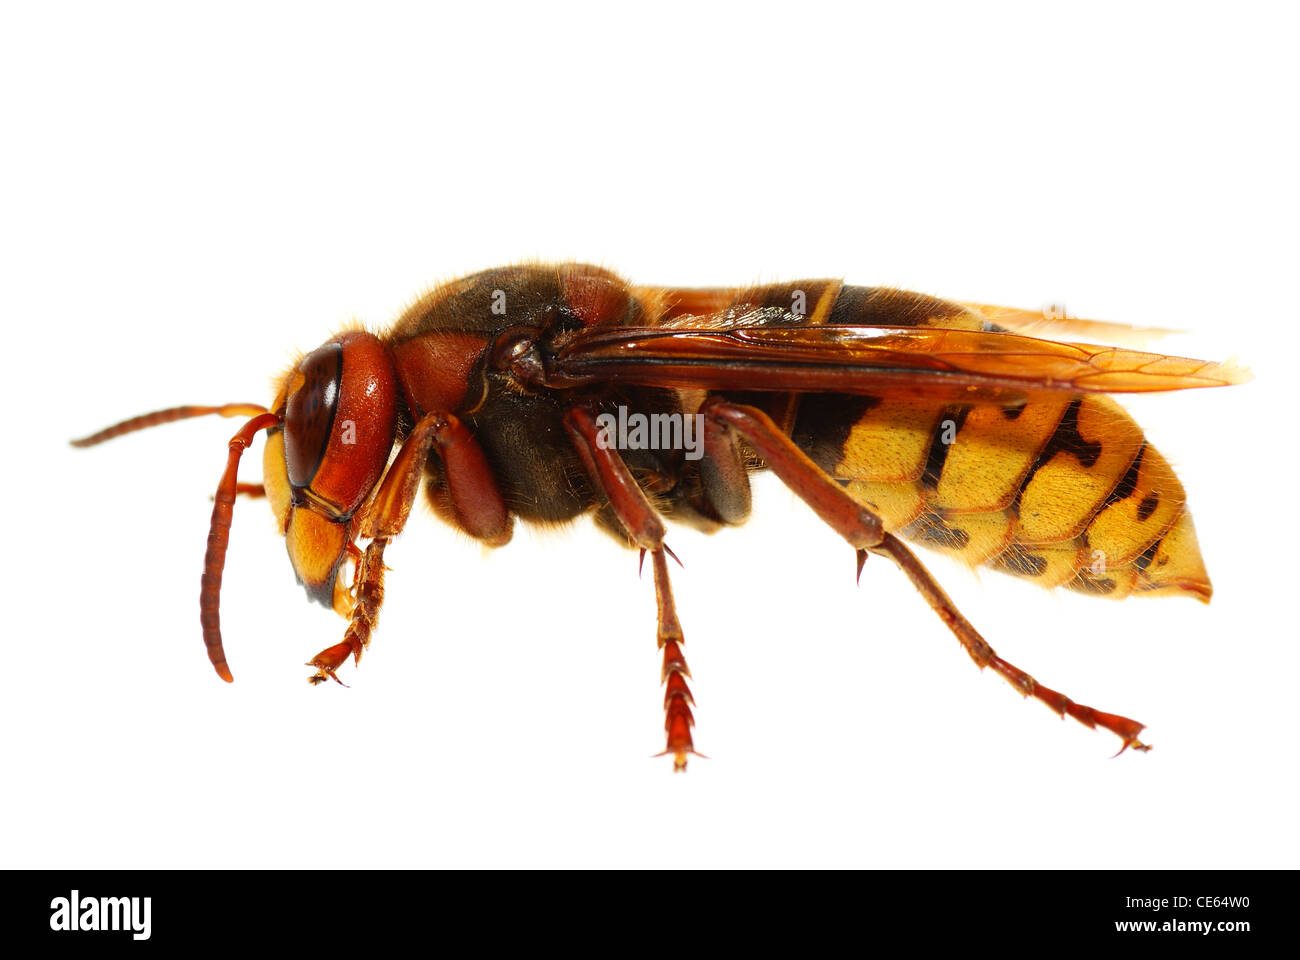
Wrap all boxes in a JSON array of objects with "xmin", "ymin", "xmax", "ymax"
[{"xmin": 564, "ymin": 406, "xmax": 700, "ymax": 771}]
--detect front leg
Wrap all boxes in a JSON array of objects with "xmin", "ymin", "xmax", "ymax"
[
  {"xmin": 308, "ymin": 538, "xmax": 388, "ymax": 685},
  {"xmin": 307, "ymin": 411, "xmax": 511, "ymax": 684},
  {"xmin": 564, "ymin": 406, "xmax": 700, "ymax": 771}
]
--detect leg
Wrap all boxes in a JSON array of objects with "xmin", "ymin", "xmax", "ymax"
[
  {"xmin": 565, "ymin": 407, "xmax": 700, "ymax": 771},
  {"xmin": 365, "ymin": 412, "xmax": 512, "ymax": 546},
  {"xmin": 703, "ymin": 397, "xmax": 1150, "ymax": 753},
  {"xmin": 308, "ymin": 537, "xmax": 387, "ymax": 685},
  {"xmin": 649, "ymin": 546, "xmax": 696, "ymax": 772},
  {"xmin": 694, "ymin": 413, "xmax": 753, "ymax": 525},
  {"xmin": 307, "ymin": 411, "xmax": 512, "ymax": 683}
]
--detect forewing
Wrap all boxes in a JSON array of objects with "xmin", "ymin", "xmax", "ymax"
[{"xmin": 547, "ymin": 324, "xmax": 1247, "ymax": 403}]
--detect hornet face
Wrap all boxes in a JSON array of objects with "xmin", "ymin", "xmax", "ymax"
[{"xmin": 264, "ymin": 331, "xmax": 399, "ymax": 611}]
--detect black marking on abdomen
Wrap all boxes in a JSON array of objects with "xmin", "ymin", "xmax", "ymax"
[
  {"xmin": 905, "ymin": 512, "xmax": 971, "ymax": 551},
  {"xmin": 992, "ymin": 545, "xmax": 1049, "ymax": 578},
  {"xmin": 1137, "ymin": 492, "xmax": 1161, "ymax": 522},
  {"xmin": 1103, "ymin": 441, "xmax": 1146, "ymax": 508},
  {"xmin": 829, "ymin": 286, "xmax": 971, "ymax": 327},
  {"xmin": 1008, "ymin": 398, "xmax": 1097, "ymax": 517},
  {"xmin": 1069, "ymin": 571, "xmax": 1118, "ymax": 595},
  {"xmin": 920, "ymin": 406, "xmax": 971, "ymax": 490},
  {"xmin": 1047, "ymin": 399, "xmax": 1103, "ymax": 468},
  {"xmin": 791, "ymin": 394, "xmax": 881, "ymax": 475},
  {"xmin": 1135, "ymin": 538, "xmax": 1162, "ymax": 572}
]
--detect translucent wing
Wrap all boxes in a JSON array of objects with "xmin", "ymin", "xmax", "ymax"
[
  {"xmin": 960, "ymin": 301, "xmax": 1181, "ymax": 346},
  {"xmin": 546, "ymin": 324, "xmax": 1247, "ymax": 403}
]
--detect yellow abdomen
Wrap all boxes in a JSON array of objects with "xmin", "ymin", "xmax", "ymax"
[{"xmin": 795, "ymin": 387, "xmax": 1210, "ymax": 601}]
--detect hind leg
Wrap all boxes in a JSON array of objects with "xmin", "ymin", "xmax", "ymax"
[{"xmin": 702, "ymin": 397, "xmax": 1150, "ymax": 753}]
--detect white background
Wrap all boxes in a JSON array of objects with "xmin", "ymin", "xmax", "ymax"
[{"xmin": 2, "ymin": 2, "xmax": 1295, "ymax": 868}]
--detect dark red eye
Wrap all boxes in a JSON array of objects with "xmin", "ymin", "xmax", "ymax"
[{"xmin": 284, "ymin": 343, "xmax": 342, "ymax": 489}]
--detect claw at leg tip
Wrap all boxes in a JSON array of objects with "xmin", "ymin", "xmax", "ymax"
[
  {"xmin": 306, "ymin": 663, "xmax": 347, "ymax": 687},
  {"xmin": 654, "ymin": 747, "xmax": 702, "ymax": 771},
  {"xmin": 1111, "ymin": 736, "xmax": 1151, "ymax": 758}
]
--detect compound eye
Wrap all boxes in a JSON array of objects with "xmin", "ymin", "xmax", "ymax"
[{"xmin": 283, "ymin": 343, "xmax": 342, "ymax": 490}]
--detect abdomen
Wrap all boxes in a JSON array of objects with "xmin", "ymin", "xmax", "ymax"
[
  {"xmin": 792, "ymin": 390, "xmax": 1210, "ymax": 600},
  {"xmin": 782, "ymin": 287, "xmax": 1211, "ymax": 601}
]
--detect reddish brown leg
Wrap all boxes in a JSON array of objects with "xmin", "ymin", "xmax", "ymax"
[
  {"xmin": 425, "ymin": 414, "xmax": 513, "ymax": 546},
  {"xmin": 306, "ymin": 411, "xmax": 511, "ymax": 684},
  {"xmin": 703, "ymin": 397, "xmax": 1150, "ymax": 753},
  {"xmin": 361, "ymin": 412, "xmax": 511, "ymax": 545},
  {"xmin": 649, "ymin": 547, "xmax": 697, "ymax": 771},
  {"xmin": 873, "ymin": 538, "xmax": 1149, "ymax": 752},
  {"xmin": 565, "ymin": 407, "xmax": 701, "ymax": 771},
  {"xmin": 308, "ymin": 538, "xmax": 387, "ymax": 685}
]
